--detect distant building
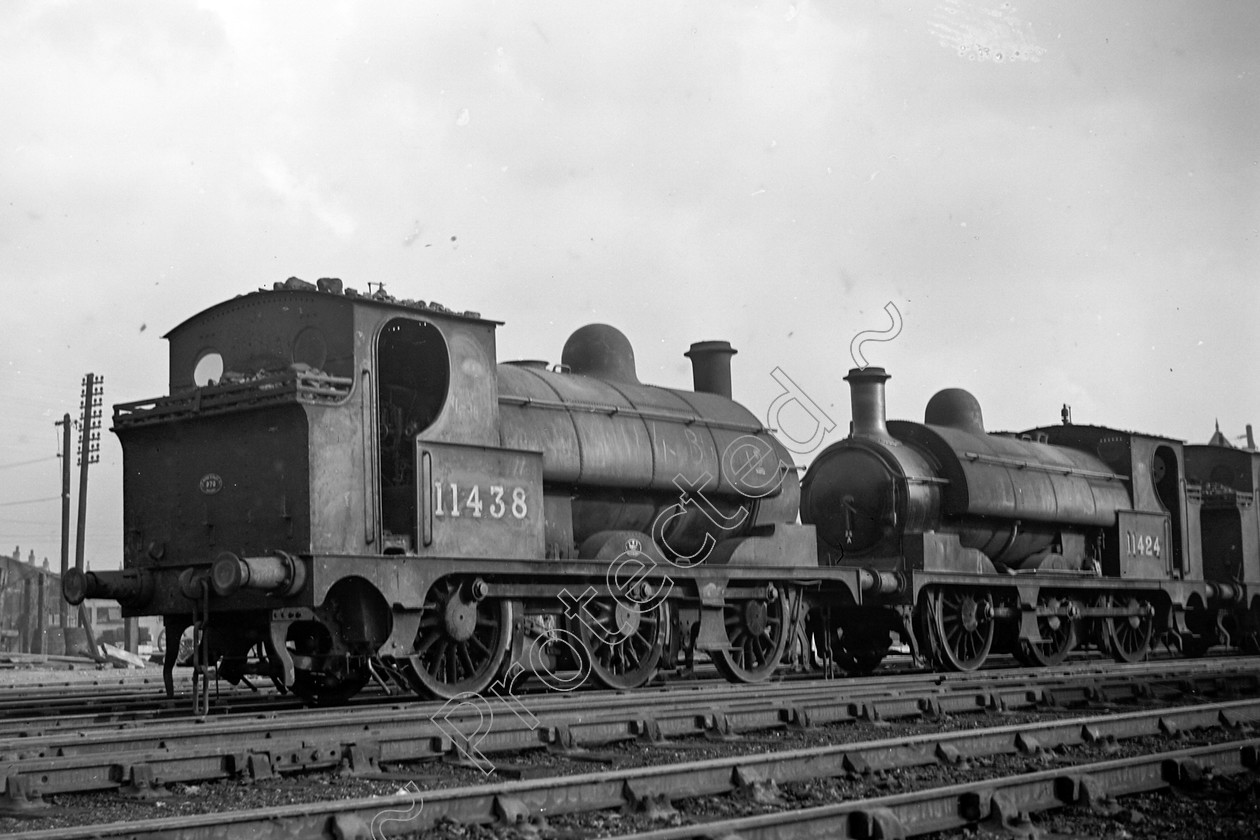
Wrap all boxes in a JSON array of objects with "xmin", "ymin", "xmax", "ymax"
[
  {"xmin": 0, "ymin": 546, "xmax": 163, "ymax": 655},
  {"xmin": 1206, "ymin": 421, "xmax": 1257, "ymax": 451},
  {"xmin": 1208, "ymin": 420, "xmax": 1234, "ymax": 448},
  {"xmin": 83, "ymin": 599, "xmax": 163, "ymax": 652},
  {"xmin": 0, "ymin": 546, "xmax": 62, "ymax": 653}
]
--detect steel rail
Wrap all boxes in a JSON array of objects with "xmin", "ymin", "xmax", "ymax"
[
  {"xmin": 0, "ymin": 659, "xmax": 1256, "ymax": 805},
  {"xmin": 0, "ymin": 657, "xmax": 1246, "ymax": 756},
  {"xmin": 0, "ymin": 684, "xmax": 294, "ymax": 732},
  {"xmin": 4, "ymin": 700, "xmax": 1258, "ymax": 839},
  {"xmin": 0, "ymin": 650, "xmax": 1248, "ymax": 730},
  {"xmin": 0, "ymin": 660, "xmax": 1113, "ymax": 734},
  {"xmin": 613, "ymin": 739, "xmax": 1260, "ymax": 839},
  {"xmin": 0, "ymin": 652, "xmax": 1252, "ymax": 738}
]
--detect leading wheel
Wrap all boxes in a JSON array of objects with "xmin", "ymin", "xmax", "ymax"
[
  {"xmin": 573, "ymin": 599, "xmax": 669, "ymax": 690},
  {"xmin": 1015, "ymin": 594, "xmax": 1078, "ymax": 667},
  {"xmin": 1180, "ymin": 608, "xmax": 1219, "ymax": 658},
  {"xmin": 711, "ymin": 585, "xmax": 790, "ymax": 684},
  {"xmin": 918, "ymin": 586, "xmax": 993, "ymax": 672},
  {"xmin": 1241, "ymin": 602, "xmax": 1260, "ymax": 655},
  {"xmin": 834, "ymin": 631, "xmax": 890, "ymax": 675},
  {"xmin": 403, "ymin": 577, "xmax": 513, "ymax": 699},
  {"xmin": 291, "ymin": 668, "xmax": 370, "ymax": 706},
  {"xmin": 279, "ymin": 623, "xmax": 371, "ymax": 706},
  {"xmin": 1180, "ymin": 632, "xmax": 1214, "ymax": 658},
  {"xmin": 1100, "ymin": 595, "xmax": 1154, "ymax": 663},
  {"xmin": 814, "ymin": 609, "xmax": 890, "ymax": 675}
]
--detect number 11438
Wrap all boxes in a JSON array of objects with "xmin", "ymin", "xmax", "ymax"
[{"xmin": 433, "ymin": 482, "xmax": 529, "ymax": 520}]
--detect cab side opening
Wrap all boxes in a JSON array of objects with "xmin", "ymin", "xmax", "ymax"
[{"xmin": 377, "ymin": 318, "xmax": 449, "ymax": 552}]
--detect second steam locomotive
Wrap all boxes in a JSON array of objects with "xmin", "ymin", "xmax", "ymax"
[{"xmin": 65, "ymin": 279, "xmax": 1260, "ymax": 702}]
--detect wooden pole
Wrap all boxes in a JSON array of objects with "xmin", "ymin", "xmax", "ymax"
[
  {"xmin": 75, "ymin": 374, "xmax": 94, "ymax": 575},
  {"xmin": 57, "ymin": 413, "xmax": 71, "ymax": 630},
  {"xmin": 34, "ymin": 574, "xmax": 46, "ymax": 655},
  {"xmin": 78, "ymin": 603, "xmax": 101, "ymax": 662}
]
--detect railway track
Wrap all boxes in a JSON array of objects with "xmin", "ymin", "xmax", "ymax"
[
  {"xmin": 4, "ymin": 694, "xmax": 1257, "ymax": 838},
  {"xmin": 0, "ymin": 657, "xmax": 1253, "ymax": 830},
  {"xmin": 0, "ymin": 648, "xmax": 1248, "ymax": 724},
  {"xmin": 0, "ymin": 654, "xmax": 1254, "ymax": 767},
  {"xmin": 607, "ymin": 738, "xmax": 1260, "ymax": 839},
  {"xmin": 0, "ymin": 675, "xmax": 291, "ymax": 727},
  {"xmin": 0, "ymin": 644, "xmax": 1238, "ymax": 716}
]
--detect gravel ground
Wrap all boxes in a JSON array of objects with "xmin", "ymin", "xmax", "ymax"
[
  {"xmin": 1031, "ymin": 781, "xmax": 1260, "ymax": 840},
  {"xmin": 931, "ymin": 772, "xmax": 1260, "ymax": 840}
]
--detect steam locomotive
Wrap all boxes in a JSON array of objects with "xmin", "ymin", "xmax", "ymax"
[{"xmin": 63, "ymin": 279, "xmax": 1260, "ymax": 703}]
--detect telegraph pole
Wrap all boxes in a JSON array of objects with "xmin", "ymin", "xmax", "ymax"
[
  {"xmin": 75, "ymin": 374, "xmax": 103, "ymax": 575},
  {"xmin": 56, "ymin": 413, "xmax": 71, "ymax": 630}
]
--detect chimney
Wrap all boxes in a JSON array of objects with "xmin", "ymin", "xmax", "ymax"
[
  {"xmin": 685, "ymin": 341, "xmax": 737, "ymax": 399},
  {"xmin": 845, "ymin": 366, "xmax": 890, "ymax": 438}
]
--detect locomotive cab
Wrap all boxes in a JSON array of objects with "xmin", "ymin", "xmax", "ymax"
[
  {"xmin": 1024, "ymin": 425, "xmax": 1197, "ymax": 582},
  {"xmin": 1185, "ymin": 443, "xmax": 1260, "ymax": 586},
  {"xmin": 68, "ymin": 280, "xmax": 514, "ymax": 699},
  {"xmin": 114, "ymin": 280, "xmax": 506, "ymax": 576}
]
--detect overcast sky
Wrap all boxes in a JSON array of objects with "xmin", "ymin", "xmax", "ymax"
[{"xmin": 2, "ymin": 0, "xmax": 1257, "ymax": 571}]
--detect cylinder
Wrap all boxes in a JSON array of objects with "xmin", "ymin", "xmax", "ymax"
[{"xmin": 685, "ymin": 341, "xmax": 738, "ymax": 399}]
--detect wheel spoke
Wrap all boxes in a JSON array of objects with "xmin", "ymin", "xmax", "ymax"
[
  {"xmin": 929, "ymin": 588, "xmax": 991, "ymax": 672},
  {"xmin": 1103, "ymin": 596, "xmax": 1151, "ymax": 664},
  {"xmin": 403, "ymin": 578, "xmax": 512, "ymax": 700},
  {"xmin": 712, "ymin": 589, "xmax": 791, "ymax": 685},
  {"xmin": 574, "ymin": 599, "xmax": 667, "ymax": 690}
]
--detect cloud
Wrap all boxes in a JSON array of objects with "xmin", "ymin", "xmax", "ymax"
[
  {"xmin": 0, "ymin": 0, "xmax": 1257, "ymax": 565},
  {"xmin": 253, "ymin": 153, "xmax": 358, "ymax": 238}
]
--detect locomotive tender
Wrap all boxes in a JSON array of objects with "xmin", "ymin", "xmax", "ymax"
[{"xmin": 64, "ymin": 279, "xmax": 1260, "ymax": 702}]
